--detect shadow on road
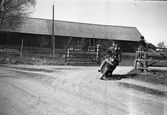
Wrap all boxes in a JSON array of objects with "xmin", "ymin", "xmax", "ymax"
[
  {"xmin": 101, "ymin": 71, "xmax": 167, "ymax": 98},
  {"xmin": 102, "ymin": 73, "xmax": 137, "ymax": 81},
  {"xmin": 119, "ymin": 82, "xmax": 167, "ymax": 98}
]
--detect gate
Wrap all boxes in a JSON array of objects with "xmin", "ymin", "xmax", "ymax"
[
  {"xmin": 134, "ymin": 49, "xmax": 167, "ymax": 74},
  {"xmin": 64, "ymin": 45, "xmax": 101, "ymax": 66}
]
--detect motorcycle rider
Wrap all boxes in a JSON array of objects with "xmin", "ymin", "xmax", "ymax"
[{"xmin": 98, "ymin": 44, "xmax": 121, "ymax": 79}]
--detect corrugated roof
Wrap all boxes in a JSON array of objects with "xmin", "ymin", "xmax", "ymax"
[{"xmin": 2, "ymin": 18, "xmax": 141, "ymax": 41}]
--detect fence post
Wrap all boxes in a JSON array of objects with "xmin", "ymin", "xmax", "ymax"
[
  {"xmin": 20, "ymin": 39, "xmax": 24, "ymax": 58},
  {"xmin": 67, "ymin": 48, "xmax": 70, "ymax": 58},
  {"xmin": 65, "ymin": 45, "xmax": 67, "ymax": 64},
  {"xmin": 143, "ymin": 52, "xmax": 148, "ymax": 73},
  {"xmin": 97, "ymin": 44, "xmax": 101, "ymax": 64}
]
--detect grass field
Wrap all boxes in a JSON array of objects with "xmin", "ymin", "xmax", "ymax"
[{"xmin": 0, "ymin": 47, "xmax": 167, "ymax": 67}]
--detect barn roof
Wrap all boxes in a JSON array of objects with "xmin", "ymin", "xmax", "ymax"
[{"xmin": 2, "ymin": 18, "xmax": 141, "ymax": 41}]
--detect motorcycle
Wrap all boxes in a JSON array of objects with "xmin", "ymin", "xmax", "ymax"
[{"xmin": 100, "ymin": 56, "xmax": 119, "ymax": 80}]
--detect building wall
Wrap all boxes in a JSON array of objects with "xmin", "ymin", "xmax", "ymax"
[
  {"xmin": 0, "ymin": 32, "xmax": 51, "ymax": 48},
  {"xmin": 118, "ymin": 40, "xmax": 138, "ymax": 52},
  {"xmin": 0, "ymin": 32, "xmax": 138, "ymax": 53}
]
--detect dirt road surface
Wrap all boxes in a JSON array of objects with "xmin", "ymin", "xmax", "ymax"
[{"xmin": 0, "ymin": 65, "xmax": 166, "ymax": 115}]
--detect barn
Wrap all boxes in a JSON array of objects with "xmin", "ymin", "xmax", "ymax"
[{"xmin": 0, "ymin": 18, "xmax": 141, "ymax": 54}]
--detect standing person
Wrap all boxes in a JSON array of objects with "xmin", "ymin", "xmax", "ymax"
[
  {"xmin": 138, "ymin": 36, "xmax": 146, "ymax": 51},
  {"xmin": 137, "ymin": 36, "xmax": 147, "ymax": 59},
  {"xmin": 98, "ymin": 44, "xmax": 121, "ymax": 79}
]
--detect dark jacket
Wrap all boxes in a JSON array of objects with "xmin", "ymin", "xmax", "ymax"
[
  {"xmin": 105, "ymin": 47, "xmax": 121, "ymax": 62},
  {"xmin": 138, "ymin": 39, "xmax": 146, "ymax": 47}
]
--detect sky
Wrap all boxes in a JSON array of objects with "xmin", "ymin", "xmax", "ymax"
[{"xmin": 31, "ymin": 0, "xmax": 167, "ymax": 46}]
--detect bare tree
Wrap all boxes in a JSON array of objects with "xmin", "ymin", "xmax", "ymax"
[
  {"xmin": 0, "ymin": 0, "xmax": 36, "ymax": 30},
  {"xmin": 157, "ymin": 41, "xmax": 166, "ymax": 48},
  {"xmin": 100, "ymin": 39, "xmax": 115, "ymax": 52}
]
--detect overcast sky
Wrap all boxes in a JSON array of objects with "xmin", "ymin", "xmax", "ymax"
[{"xmin": 31, "ymin": 0, "xmax": 167, "ymax": 46}]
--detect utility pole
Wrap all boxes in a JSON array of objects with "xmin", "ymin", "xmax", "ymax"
[
  {"xmin": 0, "ymin": 0, "xmax": 5, "ymax": 24},
  {"xmin": 52, "ymin": 4, "xmax": 55, "ymax": 62}
]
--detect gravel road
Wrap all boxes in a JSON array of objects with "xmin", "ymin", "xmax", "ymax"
[{"xmin": 0, "ymin": 65, "xmax": 166, "ymax": 115}]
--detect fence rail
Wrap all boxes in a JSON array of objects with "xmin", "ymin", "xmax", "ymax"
[{"xmin": 0, "ymin": 45, "xmax": 65, "ymax": 57}]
